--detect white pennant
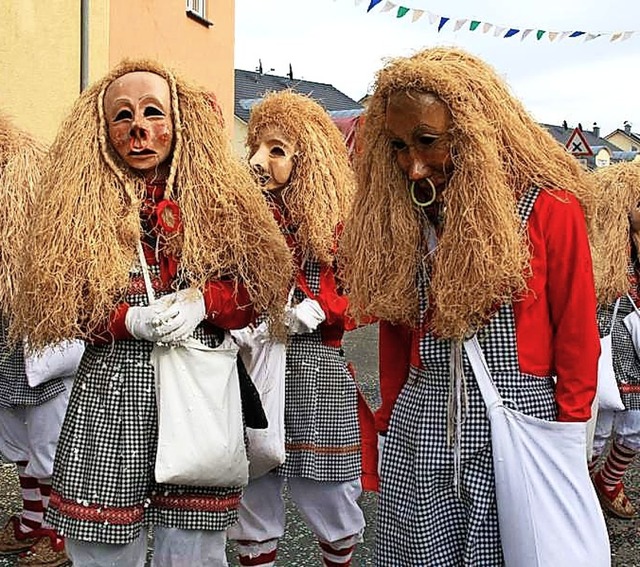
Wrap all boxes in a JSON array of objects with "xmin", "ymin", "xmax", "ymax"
[
  {"xmin": 520, "ymin": 29, "xmax": 533, "ymax": 41},
  {"xmin": 493, "ymin": 25, "xmax": 505, "ymax": 37},
  {"xmin": 584, "ymin": 33, "xmax": 599, "ymax": 41},
  {"xmin": 559, "ymin": 31, "xmax": 570, "ymax": 41},
  {"xmin": 620, "ymin": 31, "xmax": 635, "ymax": 41},
  {"xmin": 354, "ymin": 0, "xmax": 365, "ymax": 5},
  {"xmin": 454, "ymin": 19, "xmax": 468, "ymax": 32},
  {"xmin": 381, "ymin": 1, "xmax": 395, "ymax": 12},
  {"xmin": 428, "ymin": 11, "xmax": 439, "ymax": 25},
  {"xmin": 482, "ymin": 22, "xmax": 493, "ymax": 34},
  {"xmin": 412, "ymin": 9, "xmax": 424, "ymax": 23},
  {"xmin": 548, "ymin": 31, "xmax": 559, "ymax": 42},
  {"xmin": 610, "ymin": 31, "xmax": 623, "ymax": 42}
]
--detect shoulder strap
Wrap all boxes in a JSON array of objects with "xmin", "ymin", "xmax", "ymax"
[
  {"xmin": 136, "ymin": 240, "xmax": 155, "ymax": 305},
  {"xmin": 463, "ymin": 336, "xmax": 503, "ymax": 410}
]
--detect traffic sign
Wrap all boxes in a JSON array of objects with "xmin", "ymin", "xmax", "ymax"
[{"xmin": 565, "ymin": 127, "xmax": 593, "ymax": 157}]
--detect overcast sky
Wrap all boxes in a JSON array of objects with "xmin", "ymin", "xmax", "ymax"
[{"xmin": 235, "ymin": 0, "xmax": 640, "ymax": 136}]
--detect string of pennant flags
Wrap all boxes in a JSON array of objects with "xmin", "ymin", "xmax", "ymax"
[{"xmin": 354, "ymin": 0, "xmax": 636, "ymax": 42}]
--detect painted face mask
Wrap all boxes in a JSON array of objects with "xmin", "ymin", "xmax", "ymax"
[
  {"xmin": 103, "ymin": 71, "xmax": 174, "ymax": 176},
  {"xmin": 248, "ymin": 127, "xmax": 296, "ymax": 192}
]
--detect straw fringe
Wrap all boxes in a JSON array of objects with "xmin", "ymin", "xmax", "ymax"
[
  {"xmin": 12, "ymin": 59, "xmax": 293, "ymax": 349},
  {"xmin": 339, "ymin": 47, "xmax": 595, "ymax": 339},
  {"xmin": 590, "ymin": 162, "xmax": 640, "ymax": 304},
  {"xmin": 246, "ymin": 90, "xmax": 355, "ymax": 265}
]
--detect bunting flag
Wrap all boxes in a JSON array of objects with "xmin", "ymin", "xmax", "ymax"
[{"xmin": 355, "ymin": 0, "xmax": 637, "ymax": 43}]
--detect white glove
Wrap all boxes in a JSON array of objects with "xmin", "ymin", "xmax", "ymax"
[
  {"xmin": 153, "ymin": 288, "xmax": 206, "ymax": 344},
  {"xmin": 125, "ymin": 298, "xmax": 176, "ymax": 342},
  {"xmin": 285, "ymin": 298, "xmax": 326, "ymax": 335},
  {"xmin": 377, "ymin": 433, "xmax": 386, "ymax": 478}
]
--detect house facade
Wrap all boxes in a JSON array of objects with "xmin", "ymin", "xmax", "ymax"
[{"xmin": 0, "ymin": 0, "xmax": 235, "ymax": 142}]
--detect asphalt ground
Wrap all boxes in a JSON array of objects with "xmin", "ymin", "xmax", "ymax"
[{"xmin": 1, "ymin": 323, "xmax": 639, "ymax": 565}]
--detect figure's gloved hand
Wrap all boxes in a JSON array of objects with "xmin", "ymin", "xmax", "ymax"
[
  {"xmin": 377, "ymin": 433, "xmax": 386, "ymax": 478},
  {"xmin": 153, "ymin": 288, "xmax": 206, "ymax": 344},
  {"xmin": 285, "ymin": 298, "xmax": 326, "ymax": 335},
  {"xmin": 125, "ymin": 297, "xmax": 176, "ymax": 342}
]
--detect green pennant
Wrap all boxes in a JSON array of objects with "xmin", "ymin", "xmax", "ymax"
[
  {"xmin": 470, "ymin": 21, "xmax": 480, "ymax": 31},
  {"xmin": 397, "ymin": 6, "xmax": 409, "ymax": 18},
  {"xmin": 536, "ymin": 30, "xmax": 546, "ymax": 40}
]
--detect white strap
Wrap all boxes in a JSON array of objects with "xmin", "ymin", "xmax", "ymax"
[
  {"xmin": 626, "ymin": 293, "xmax": 640, "ymax": 318},
  {"xmin": 136, "ymin": 239, "xmax": 155, "ymax": 305},
  {"xmin": 609, "ymin": 297, "xmax": 621, "ymax": 334},
  {"xmin": 462, "ymin": 335, "xmax": 503, "ymax": 410}
]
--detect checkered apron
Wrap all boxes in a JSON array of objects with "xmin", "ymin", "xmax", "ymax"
[
  {"xmin": 376, "ymin": 189, "xmax": 558, "ymax": 566},
  {"xmin": 274, "ymin": 259, "xmax": 361, "ymax": 482},
  {"xmin": 597, "ymin": 287, "xmax": 640, "ymax": 410},
  {"xmin": 48, "ymin": 265, "xmax": 243, "ymax": 545},
  {"xmin": 0, "ymin": 318, "xmax": 65, "ymax": 408}
]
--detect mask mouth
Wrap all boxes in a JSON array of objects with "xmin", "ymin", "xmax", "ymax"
[
  {"xmin": 250, "ymin": 166, "xmax": 271, "ymax": 187},
  {"xmin": 129, "ymin": 148, "xmax": 155, "ymax": 156}
]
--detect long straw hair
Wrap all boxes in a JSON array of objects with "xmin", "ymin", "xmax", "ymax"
[
  {"xmin": 13, "ymin": 59, "xmax": 293, "ymax": 348},
  {"xmin": 247, "ymin": 90, "xmax": 355, "ymax": 263},
  {"xmin": 590, "ymin": 162, "xmax": 640, "ymax": 305},
  {"xmin": 0, "ymin": 112, "xmax": 46, "ymax": 319},
  {"xmin": 340, "ymin": 47, "xmax": 594, "ymax": 339}
]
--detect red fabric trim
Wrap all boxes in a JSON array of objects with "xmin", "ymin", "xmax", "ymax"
[
  {"xmin": 620, "ymin": 384, "xmax": 640, "ymax": 393},
  {"xmin": 239, "ymin": 549, "xmax": 278, "ymax": 566},
  {"xmin": 319, "ymin": 541, "xmax": 354, "ymax": 556},
  {"xmin": 150, "ymin": 492, "xmax": 241, "ymax": 513},
  {"xmin": 50, "ymin": 492, "xmax": 144, "ymax": 525}
]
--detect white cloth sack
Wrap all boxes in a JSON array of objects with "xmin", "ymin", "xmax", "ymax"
[
  {"xmin": 24, "ymin": 340, "xmax": 85, "ymax": 388},
  {"xmin": 152, "ymin": 335, "xmax": 249, "ymax": 487},
  {"xmin": 598, "ymin": 298, "xmax": 624, "ymax": 411},
  {"xmin": 232, "ymin": 322, "xmax": 286, "ymax": 479},
  {"xmin": 464, "ymin": 337, "xmax": 611, "ymax": 567},
  {"xmin": 623, "ymin": 292, "xmax": 640, "ymax": 359}
]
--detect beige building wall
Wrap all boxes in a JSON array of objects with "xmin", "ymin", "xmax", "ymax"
[
  {"xmin": 109, "ymin": 0, "xmax": 235, "ymax": 130},
  {"xmin": 0, "ymin": 0, "xmax": 233, "ymax": 141},
  {"xmin": 0, "ymin": 0, "xmax": 108, "ymax": 142},
  {"xmin": 606, "ymin": 131, "xmax": 640, "ymax": 152},
  {"xmin": 233, "ymin": 118, "xmax": 248, "ymax": 158}
]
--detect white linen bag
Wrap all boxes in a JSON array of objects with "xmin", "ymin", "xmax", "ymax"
[
  {"xmin": 24, "ymin": 340, "xmax": 85, "ymax": 388},
  {"xmin": 623, "ymin": 293, "xmax": 640, "ymax": 359},
  {"xmin": 152, "ymin": 335, "xmax": 248, "ymax": 487},
  {"xmin": 232, "ymin": 322, "xmax": 286, "ymax": 479},
  {"xmin": 598, "ymin": 298, "xmax": 624, "ymax": 411},
  {"xmin": 135, "ymin": 240, "xmax": 248, "ymax": 488},
  {"xmin": 464, "ymin": 337, "xmax": 611, "ymax": 567}
]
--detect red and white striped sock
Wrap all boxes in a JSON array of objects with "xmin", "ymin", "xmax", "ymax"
[
  {"xmin": 15, "ymin": 461, "xmax": 43, "ymax": 534},
  {"xmin": 599, "ymin": 440, "xmax": 638, "ymax": 491},
  {"xmin": 588, "ymin": 455, "xmax": 601, "ymax": 476},
  {"xmin": 319, "ymin": 537, "xmax": 357, "ymax": 566},
  {"xmin": 237, "ymin": 539, "xmax": 278, "ymax": 567}
]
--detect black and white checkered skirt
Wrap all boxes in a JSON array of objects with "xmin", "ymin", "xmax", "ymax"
[
  {"xmin": 598, "ymin": 296, "xmax": 640, "ymax": 410},
  {"xmin": 48, "ymin": 272, "xmax": 242, "ymax": 544},
  {"xmin": 274, "ymin": 332, "xmax": 361, "ymax": 482}
]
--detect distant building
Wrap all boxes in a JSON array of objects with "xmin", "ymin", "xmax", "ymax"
[
  {"xmin": 233, "ymin": 69, "xmax": 363, "ymax": 156},
  {"xmin": 604, "ymin": 123, "xmax": 640, "ymax": 163}
]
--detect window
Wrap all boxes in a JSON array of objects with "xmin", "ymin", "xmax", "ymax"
[
  {"xmin": 186, "ymin": 0, "xmax": 211, "ymax": 24},
  {"xmin": 186, "ymin": 0, "xmax": 205, "ymax": 18}
]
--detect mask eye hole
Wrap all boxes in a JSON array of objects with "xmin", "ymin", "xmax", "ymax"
[
  {"xmin": 114, "ymin": 109, "xmax": 133, "ymax": 122},
  {"xmin": 270, "ymin": 146, "xmax": 286, "ymax": 157}
]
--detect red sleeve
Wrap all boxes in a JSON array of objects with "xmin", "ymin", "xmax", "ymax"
[
  {"xmin": 305, "ymin": 266, "xmax": 349, "ymax": 326},
  {"xmin": 543, "ymin": 191, "xmax": 600, "ymax": 421},
  {"xmin": 89, "ymin": 302, "xmax": 133, "ymax": 344},
  {"xmin": 375, "ymin": 320, "xmax": 412, "ymax": 433},
  {"xmin": 202, "ymin": 280, "xmax": 256, "ymax": 330}
]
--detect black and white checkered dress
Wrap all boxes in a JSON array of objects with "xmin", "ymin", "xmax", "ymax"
[
  {"xmin": 47, "ymin": 266, "xmax": 243, "ymax": 545},
  {"xmin": 597, "ymin": 287, "xmax": 640, "ymax": 411},
  {"xmin": 0, "ymin": 319, "xmax": 65, "ymax": 408},
  {"xmin": 274, "ymin": 259, "xmax": 361, "ymax": 482},
  {"xmin": 376, "ymin": 189, "xmax": 557, "ymax": 566}
]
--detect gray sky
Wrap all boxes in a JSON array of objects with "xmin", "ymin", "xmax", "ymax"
[{"xmin": 235, "ymin": 0, "xmax": 640, "ymax": 136}]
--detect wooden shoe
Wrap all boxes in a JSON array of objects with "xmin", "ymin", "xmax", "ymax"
[
  {"xmin": 0, "ymin": 516, "xmax": 39, "ymax": 555},
  {"xmin": 593, "ymin": 473, "xmax": 637, "ymax": 520},
  {"xmin": 17, "ymin": 530, "xmax": 71, "ymax": 567}
]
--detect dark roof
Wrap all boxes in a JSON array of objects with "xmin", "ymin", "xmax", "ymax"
[
  {"xmin": 234, "ymin": 69, "xmax": 363, "ymax": 122},
  {"xmin": 542, "ymin": 123, "xmax": 622, "ymax": 152}
]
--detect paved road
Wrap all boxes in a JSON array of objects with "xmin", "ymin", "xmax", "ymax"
[{"xmin": 2, "ymin": 324, "xmax": 640, "ymax": 565}]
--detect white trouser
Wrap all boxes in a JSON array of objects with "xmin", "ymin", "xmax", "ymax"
[
  {"xmin": 0, "ymin": 378, "xmax": 71, "ymax": 478},
  {"xmin": 65, "ymin": 527, "xmax": 228, "ymax": 567},
  {"xmin": 227, "ymin": 473, "xmax": 366, "ymax": 544},
  {"xmin": 593, "ymin": 408, "xmax": 640, "ymax": 455}
]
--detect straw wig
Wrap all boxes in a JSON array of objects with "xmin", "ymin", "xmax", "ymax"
[
  {"xmin": 590, "ymin": 162, "xmax": 640, "ymax": 305},
  {"xmin": 0, "ymin": 112, "xmax": 46, "ymax": 319},
  {"xmin": 340, "ymin": 46, "xmax": 594, "ymax": 339},
  {"xmin": 13, "ymin": 59, "xmax": 293, "ymax": 348},
  {"xmin": 247, "ymin": 90, "xmax": 355, "ymax": 264}
]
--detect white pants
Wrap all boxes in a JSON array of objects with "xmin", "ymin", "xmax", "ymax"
[
  {"xmin": 227, "ymin": 474, "xmax": 365, "ymax": 544},
  {"xmin": 65, "ymin": 527, "xmax": 228, "ymax": 567},
  {"xmin": 0, "ymin": 378, "xmax": 71, "ymax": 478},
  {"xmin": 593, "ymin": 408, "xmax": 640, "ymax": 455}
]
